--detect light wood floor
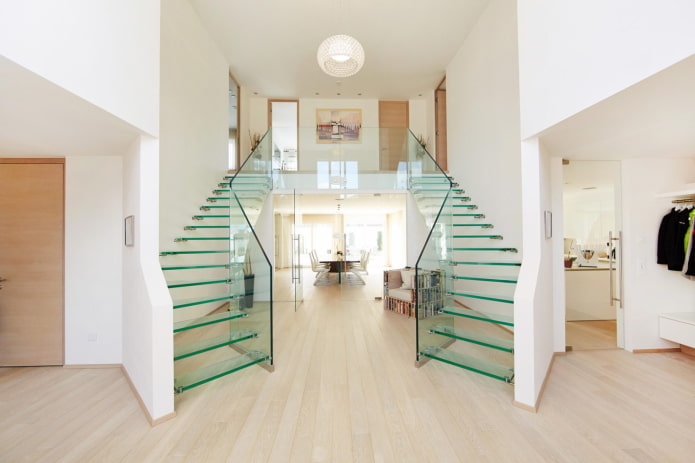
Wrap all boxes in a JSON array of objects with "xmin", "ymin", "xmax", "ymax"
[
  {"xmin": 566, "ymin": 320, "xmax": 618, "ymax": 351},
  {"xmin": 2, "ymin": 268, "xmax": 695, "ymax": 462}
]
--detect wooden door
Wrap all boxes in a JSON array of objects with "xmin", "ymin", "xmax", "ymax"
[
  {"xmin": 0, "ymin": 159, "xmax": 64, "ymax": 366},
  {"xmin": 435, "ymin": 89, "xmax": 448, "ymax": 171},
  {"xmin": 379, "ymin": 101, "xmax": 409, "ymax": 171}
]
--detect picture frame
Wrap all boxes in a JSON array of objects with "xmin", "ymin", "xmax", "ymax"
[
  {"xmin": 316, "ymin": 108, "xmax": 362, "ymax": 143},
  {"xmin": 124, "ymin": 215, "xmax": 135, "ymax": 247},
  {"xmin": 544, "ymin": 210, "xmax": 552, "ymax": 239}
]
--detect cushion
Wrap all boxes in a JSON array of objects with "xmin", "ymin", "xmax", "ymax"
[
  {"xmin": 400, "ymin": 269, "xmax": 415, "ymax": 289},
  {"xmin": 386, "ymin": 270, "xmax": 402, "ymax": 289},
  {"xmin": 388, "ymin": 288, "xmax": 413, "ymax": 302}
]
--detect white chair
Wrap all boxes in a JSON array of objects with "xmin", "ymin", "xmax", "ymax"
[
  {"xmin": 310, "ymin": 250, "xmax": 330, "ymax": 284},
  {"xmin": 349, "ymin": 250, "xmax": 370, "ymax": 275}
]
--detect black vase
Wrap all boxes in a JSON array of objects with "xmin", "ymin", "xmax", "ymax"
[{"xmin": 243, "ymin": 274, "xmax": 255, "ymax": 309}]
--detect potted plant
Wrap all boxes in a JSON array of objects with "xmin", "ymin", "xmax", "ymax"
[
  {"xmin": 242, "ymin": 253, "xmax": 254, "ymax": 309},
  {"xmin": 564, "ymin": 255, "xmax": 577, "ymax": 268}
]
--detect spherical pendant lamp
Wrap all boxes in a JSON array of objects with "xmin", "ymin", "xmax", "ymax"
[{"xmin": 317, "ymin": 34, "xmax": 365, "ymax": 78}]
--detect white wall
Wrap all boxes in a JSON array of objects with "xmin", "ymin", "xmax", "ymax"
[
  {"xmin": 122, "ymin": 136, "xmax": 174, "ymax": 420},
  {"xmin": 297, "ymin": 99, "xmax": 380, "ymax": 172},
  {"xmin": 445, "ymin": 0, "xmax": 522, "ymax": 250},
  {"xmin": 159, "ymin": 0, "xmax": 230, "ymax": 246},
  {"xmin": 64, "ymin": 157, "xmax": 124, "ymax": 364},
  {"xmin": 515, "ymin": 138, "xmax": 555, "ymax": 408},
  {"xmin": 517, "ymin": 0, "xmax": 695, "ymax": 138},
  {"xmin": 621, "ymin": 158, "xmax": 695, "ymax": 351},
  {"xmin": 409, "ymin": 94, "xmax": 436, "ymax": 158},
  {"xmin": 0, "ymin": 0, "xmax": 160, "ymax": 136}
]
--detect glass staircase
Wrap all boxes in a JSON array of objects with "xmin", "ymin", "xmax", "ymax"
[
  {"xmin": 159, "ymin": 126, "xmax": 517, "ymax": 393},
  {"xmin": 410, "ymin": 147, "xmax": 517, "ymax": 384},
  {"xmin": 160, "ymin": 133, "xmax": 274, "ymax": 393}
]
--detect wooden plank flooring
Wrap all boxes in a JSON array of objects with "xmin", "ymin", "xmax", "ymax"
[{"xmin": 1, "ymin": 268, "xmax": 694, "ymax": 461}]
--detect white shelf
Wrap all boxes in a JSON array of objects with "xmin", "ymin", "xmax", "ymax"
[
  {"xmin": 656, "ymin": 183, "xmax": 695, "ymax": 198},
  {"xmin": 659, "ymin": 312, "xmax": 695, "ymax": 348}
]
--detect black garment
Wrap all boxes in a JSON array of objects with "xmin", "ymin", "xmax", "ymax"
[{"xmin": 656, "ymin": 208, "xmax": 691, "ymax": 271}]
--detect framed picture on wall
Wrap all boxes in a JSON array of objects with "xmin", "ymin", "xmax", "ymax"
[{"xmin": 316, "ymin": 108, "xmax": 362, "ymax": 143}]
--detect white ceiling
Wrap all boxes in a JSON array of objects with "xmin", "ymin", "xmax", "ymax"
[
  {"xmin": 189, "ymin": 0, "xmax": 489, "ymax": 99},
  {"xmin": 539, "ymin": 54, "xmax": 695, "ymax": 161}
]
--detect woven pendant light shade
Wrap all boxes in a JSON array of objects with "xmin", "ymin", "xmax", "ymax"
[{"xmin": 317, "ymin": 34, "xmax": 365, "ymax": 78}]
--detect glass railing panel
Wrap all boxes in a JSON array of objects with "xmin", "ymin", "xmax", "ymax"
[
  {"xmin": 273, "ymin": 128, "xmax": 433, "ymax": 191},
  {"xmin": 226, "ymin": 133, "xmax": 274, "ymax": 370}
]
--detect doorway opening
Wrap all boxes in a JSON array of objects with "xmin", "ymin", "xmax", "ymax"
[
  {"xmin": 272, "ymin": 192, "xmax": 407, "ymax": 307},
  {"xmin": 563, "ymin": 160, "xmax": 623, "ymax": 351},
  {"xmin": 269, "ymin": 100, "xmax": 299, "ymax": 171}
]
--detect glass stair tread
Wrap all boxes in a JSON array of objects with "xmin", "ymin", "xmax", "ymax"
[
  {"xmin": 184, "ymin": 225, "xmax": 229, "ymax": 229},
  {"xmin": 419, "ymin": 346, "xmax": 514, "ymax": 383},
  {"xmin": 167, "ymin": 279, "xmax": 230, "ymax": 288},
  {"xmin": 173, "ymin": 309, "xmax": 247, "ymax": 332},
  {"xmin": 450, "ymin": 247, "xmax": 518, "ymax": 252},
  {"xmin": 160, "ymin": 250, "xmax": 230, "ymax": 256},
  {"xmin": 174, "ymin": 329, "xmax": 258, "ymax": 360},
  {"xmin": 174, "ymin": 351, "xmax": 268, "ymax": 393},
  {"xmin": 428, "ymin": 325, "xmax": 514, "ymax": 352},
  {"xmin": 454, "ymin": 260, "xmax": 521, "ymax": 266},
  {"xmin": 452, "ymin": 224, "xmax": 494, "ymax": 228},
  {"xmin": 447, "ymin": 291, "xmax": 514, "ymax": 304},
  {"xmin": 452, "ymin": 204, "xmax": 478, "ymax": 209},
  {"xmin": 439, "ymin": 306, "xmax": 514, "ymax": 326},
  {"xmin": 452, "ymin": 275, "xmax": 518, "ymax": 284},
  {"xmin": 200, "ymin": 205, "xmax": 229, "ymax": 209},
  {"xmin": 173, "ymin": 294, "xmax": 240, "ymax": 309},
  {"xmin": 453, "ymin": 235, "xmax": 503, "ymax": 239},
  {"xmin": 163, "ymin": 264, "xmax": 230, "ymax": 271}
]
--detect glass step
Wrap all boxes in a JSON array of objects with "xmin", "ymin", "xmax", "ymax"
[
  {"xmin": 200, "ymin": 205, "xmax": 229, "ymax": 209},
  {"xmin": 453, "ymin": 235, "xmax": 503, "ymax": 239},
  {"xmin": 173, "ymin": 309, "xmax": 247, "ymax": 332},
  {"xmin": 163, "ymin": 264, "xmax": 231, "ymax": 271},
  {"xmin": 174, "ymin": 350, "xmax": 269, "ymax": 393},
  {"xmin": 174, "ymin": 329, "xmax": 258, "ymax": 360},
  {"xmin": 428, "ymin": 325, "xmax": 514, "ymax": 353},
  {"xmin": 453, "ymin": 261, "xmax": 521, "ymax": 266},
  {"xmin": 450, "ymin": 247, "xmax": 518, "ymax": 252},
  {"xmin": 439, "ymin": 306, "xmax": 514, "ymax": 326},
  {"xmin": 185, "ymin": 225, "xmax": 229, "ymax": 230},
  {"xmin": 175, "ymin": 237, "xmax": 229, "ymax": 241},
  {"xmin": 192, "ymin": 215, "xmax": 232, "ymax": 219},
  {"xmin": 452, "ymin": 275, "xmax": 517, "ymax": 284},
  {"xmin": 160, "ymin": 250, "xmax": 230, "ymax": 256},
  {"xmin": 167, "ymin": 279, "xmax": 230, "ymax": 288},
  {"xmin": 453, "ymin": 213, "xmax": 484, "ymax": 217},
  {"xmin": 419, "ymin": 346, "xmax": 514, "ymax": 383},
  {"xmin": 173, "ymin": 294, "xmax": 239, "ymax": 309},
  {"xmin": 447, "ymin": 291, "xmax": 514, "ymax": 304},
  {"xmin": 452, "ymin": 204, "xmax": 478, "ymax": 209}
]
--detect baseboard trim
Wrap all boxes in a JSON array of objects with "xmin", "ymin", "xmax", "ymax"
[
  {"xmin": 681, "ymin": 345, "xmax": 695, "ymax": 357},
  {"xmin": 120, "ymin": 365, "xmax": 176, "ymax": 427},
  {"xmin": 512, "ymin": 400, "xmax": 537, "ymax": 413},
  {"xmin": 513, "ymin": 352, "xmax": 560, "ymax": 413},
  {"xmin": 63, "ymin": 364, "xmax": 121, "ymax": 369},
  {"xmin": 633, "ymin": 348, "xmax": 681, "ymax": 354}
]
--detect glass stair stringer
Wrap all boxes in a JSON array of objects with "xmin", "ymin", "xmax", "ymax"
[
  {"xmin": 410, "ymin": 160, "xmax": 518, "ymax": 385},
  {"xmin": 162, "ymin": 132, "xmax": 275, "ymax": 395}
]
